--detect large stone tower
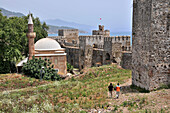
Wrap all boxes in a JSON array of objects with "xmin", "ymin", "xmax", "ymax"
[
  {"xmin": 132, "ymin": 0, "xmax": 170, "ymax": 90},
  {"xmin": 27, "ymin": 14, "xmax": 36, "ymax": 60}
]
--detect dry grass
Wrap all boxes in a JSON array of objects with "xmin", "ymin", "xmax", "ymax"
[{"xmin": 0, "ymin": 65, "xmax": 169, "ymax": 113}]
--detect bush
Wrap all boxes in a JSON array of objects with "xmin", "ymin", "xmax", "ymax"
[
  {"xmin": 67, "ymin": 63, "xmax": 73, "ymax": 73},
  {"xmin": 0, "ymin": 60, "xmax": 17, "ymax": 74},
  {"xmin": 22, "ymin": 56, "xmax": 61, "ymax": 81}
]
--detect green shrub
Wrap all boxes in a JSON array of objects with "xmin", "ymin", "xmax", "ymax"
[
  {"xmin": 157, "ymin": 84, "xmax": 170, "ymax": 90},
  {"xmin": 22, "ymin": 56, "xmax": 61, "ymax": 81},
  {"xmin": 67, "ymin": 63, "xmax": 73, "ymax": 73}
]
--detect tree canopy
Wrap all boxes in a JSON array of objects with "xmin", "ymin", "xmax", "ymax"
[{"xmin": 0, "ymin": 10, "xmax": 49, "ymax": 73}]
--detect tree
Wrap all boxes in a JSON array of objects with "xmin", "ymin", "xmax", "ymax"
[{"xmin": 0, "ymin": 10, "xmax": 49, "ymax": 73}]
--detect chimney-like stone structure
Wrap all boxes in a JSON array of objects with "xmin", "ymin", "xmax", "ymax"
[
  {"xmin": 27, "ymin": 14, "xmax": 36, "ymax": 60},
  {"xmin": 99, "ymin": 25, "xmax": 104, "ymax": 31},
  {"xmin": 92, "ymin": 25, "xmax": 110, "ymax": 36}
]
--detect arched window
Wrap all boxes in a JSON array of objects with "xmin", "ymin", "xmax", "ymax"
[
  {"xmin": 126, "ymin": 37, "xmax": 128, "ymax": 40},
  {"xmin": 93, "ymin": 44, "xmax": 97, "ymax": 48},
  {"xmin": 122, "ymin": 46, "xmax": 125, "ymax": 51}
]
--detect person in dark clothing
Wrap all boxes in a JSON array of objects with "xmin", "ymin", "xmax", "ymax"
[{"xmin": 108, "ymin": 83, "xmax": 114, "ymax": 98}]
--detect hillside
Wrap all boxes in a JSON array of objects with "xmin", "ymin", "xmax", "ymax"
[
  {"xmin": 0, "ymin": 7, "xmax": 86, "ymax": 34},
  {"xmin": 47, "ymin": 25, "xmax": 74, "ymax": 34},
  {"xmin": 45, "ymin": 18, "xmax": 95, "ymax": 33},
  {"xmin": 48, "ymin": 25, "xmax": 88, "ymax": 34},
  {"xmin": 0, "ymin": 7, "xmax": 25, "ymax": 17},
  {"xmin": 0, "ymin": 64, "xmax": 169, "ymax": 112}
]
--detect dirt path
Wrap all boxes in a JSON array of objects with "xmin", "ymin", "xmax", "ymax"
[{"xmin": 89, "ymin": 79, "xmax": 170, "ymax": 113}]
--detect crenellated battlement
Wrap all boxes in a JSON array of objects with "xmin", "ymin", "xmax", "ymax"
[
  {"xmin": 103, "ymin": 36, "xmax": 130, "ymax": 43},
  {"xmin": 104, "ymin": 37, "xmax": 113, "ymax": 41},
  {"xmin": 79, "ymin": 35, "xmax": 104, "ymax": 42}
]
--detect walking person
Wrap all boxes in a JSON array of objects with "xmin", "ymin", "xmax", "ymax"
[
  {"xmin": 115, "ymin": 83, "xmax": 121, "ymax": 99},
  {"xmin": 108, "ymin": 83, "xmax": 114, "ymax": 98}
]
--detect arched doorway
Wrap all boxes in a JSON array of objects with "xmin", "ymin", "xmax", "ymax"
[
  {"xmin": 122, "ymin": 46, "xmax": 125, "ymax": 51},
  {"xmin": 106, "ymin": 53, "xmax": 110, "ymax": 60}
]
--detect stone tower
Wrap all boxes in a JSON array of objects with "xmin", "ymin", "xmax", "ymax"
[
  {"xmin": 27, "ymin": 14, "xmax": 36, "ymax": 60},
  {"xmin": 92, "ymin": 25, "xmax": 110, "ymax": 36},
  {"xmin": 132, "ymin": 0, "xmax": 170, "ymax": 90}
]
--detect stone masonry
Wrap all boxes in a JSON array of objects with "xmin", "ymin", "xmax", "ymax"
[
  {"xmin": 132, "ymin": 0, "xmax": 170, "ymax": 90},
  {"xmin": 92, "ymin": 25, "xmax": 110, "ymax": 36},
  {"xmin": 48, "ymin": 25, "xmax": 132, "ymax": 70}
]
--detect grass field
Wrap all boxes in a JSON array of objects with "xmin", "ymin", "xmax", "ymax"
[{"xmin": 0, "ymin": 64, "xmax": 169, "ymax": 112}]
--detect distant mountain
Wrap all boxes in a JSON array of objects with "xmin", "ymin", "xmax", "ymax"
[
  {"xmin": 0, "ymin": 7, "xmax": 25, "ymax": 17},
  {"xmin": 45, "ymin": 19, "xmax": 95, "ymax": 33},
  {"xmin": 47, "ymin": 25, "xmax": 87, "ymax": 34},
  {"xmin": 0, "ymin": 7, "xmax": 90, "ymax": 34}
]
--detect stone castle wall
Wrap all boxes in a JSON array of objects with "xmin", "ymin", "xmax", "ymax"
[
  {"xmin": 132, "ymin": 0, "xmax": 170, "ymax": 90},
  {"xmin": 92, "ymin": 50, "xmax": 104, "ymax": 66},
  {"xmin": 65, "ymin": 47, "xmax": 80, "ymax": 68},
  {"xmin": 79, "ymin": 35, "xmax": 104, "ymax": 49},
  {"xmin": 92, "ymin": 30, "xmax": 110, "ymax": 36},
  {"xmin": 58, "ymin": 29, "xmax": 79, "ymax": 44},
  {"xmin": 121, "ymin": 52, "xmax": 132, "ymax": 70}
]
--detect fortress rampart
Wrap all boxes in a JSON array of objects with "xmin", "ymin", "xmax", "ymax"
[{"xmin": 48, "ymin": 25, "xmax": 132, "ymax": 70}]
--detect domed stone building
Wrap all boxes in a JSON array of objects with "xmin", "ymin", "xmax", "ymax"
[
  {"xmin": 34, "ymin": 38, "xmax": 67, "ymax": 75},
  {"xmin": 17, "ymin": 14, "xmax": 67, "ymax": 76}
]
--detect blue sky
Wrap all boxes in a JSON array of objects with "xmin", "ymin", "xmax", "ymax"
[{"xmin": 0, "ymin": 0, "xmax": 133, "ymax": 32}]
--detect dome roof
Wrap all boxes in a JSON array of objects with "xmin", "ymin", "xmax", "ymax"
[{"xmin": 35, "ymin": 38, "xmax": 61, "ymax": 50}]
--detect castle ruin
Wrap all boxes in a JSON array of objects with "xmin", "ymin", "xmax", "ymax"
[{"xmin": 48, "ymin": 25, "xmax": 132, "ymax": 70}]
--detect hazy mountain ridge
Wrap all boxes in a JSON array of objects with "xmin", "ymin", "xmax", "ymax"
[
  {"xmin": 0, "ymin": 7, "xmax": 25, "ymax": 17},
  {"xmin": 0, "ymin": 7, "xmax": 87, "ymax": 34},
  {"xmin": 45, "ymin": 18, "xmax": 95, "ymax": 33},
  {"xmin": 47, "ymin": 25, "xmax": 74, "ymax": 34}
]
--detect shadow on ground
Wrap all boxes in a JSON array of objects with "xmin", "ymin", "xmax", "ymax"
[{"xmin": 121, "ymin": 85, "xmax": 150, "ymax": 94}]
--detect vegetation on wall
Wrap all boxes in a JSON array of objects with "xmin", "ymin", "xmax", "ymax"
[
  {"xmin": 0, "ymin": 10, "xmax": 49, "ymax": 73},
  {"xmin": 22, "ymin": 56, "xmax": 61, "ymax": 81},
  {"xmin": 67, "ymin": 63, "xmax": 73, "ymax": 73}
]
